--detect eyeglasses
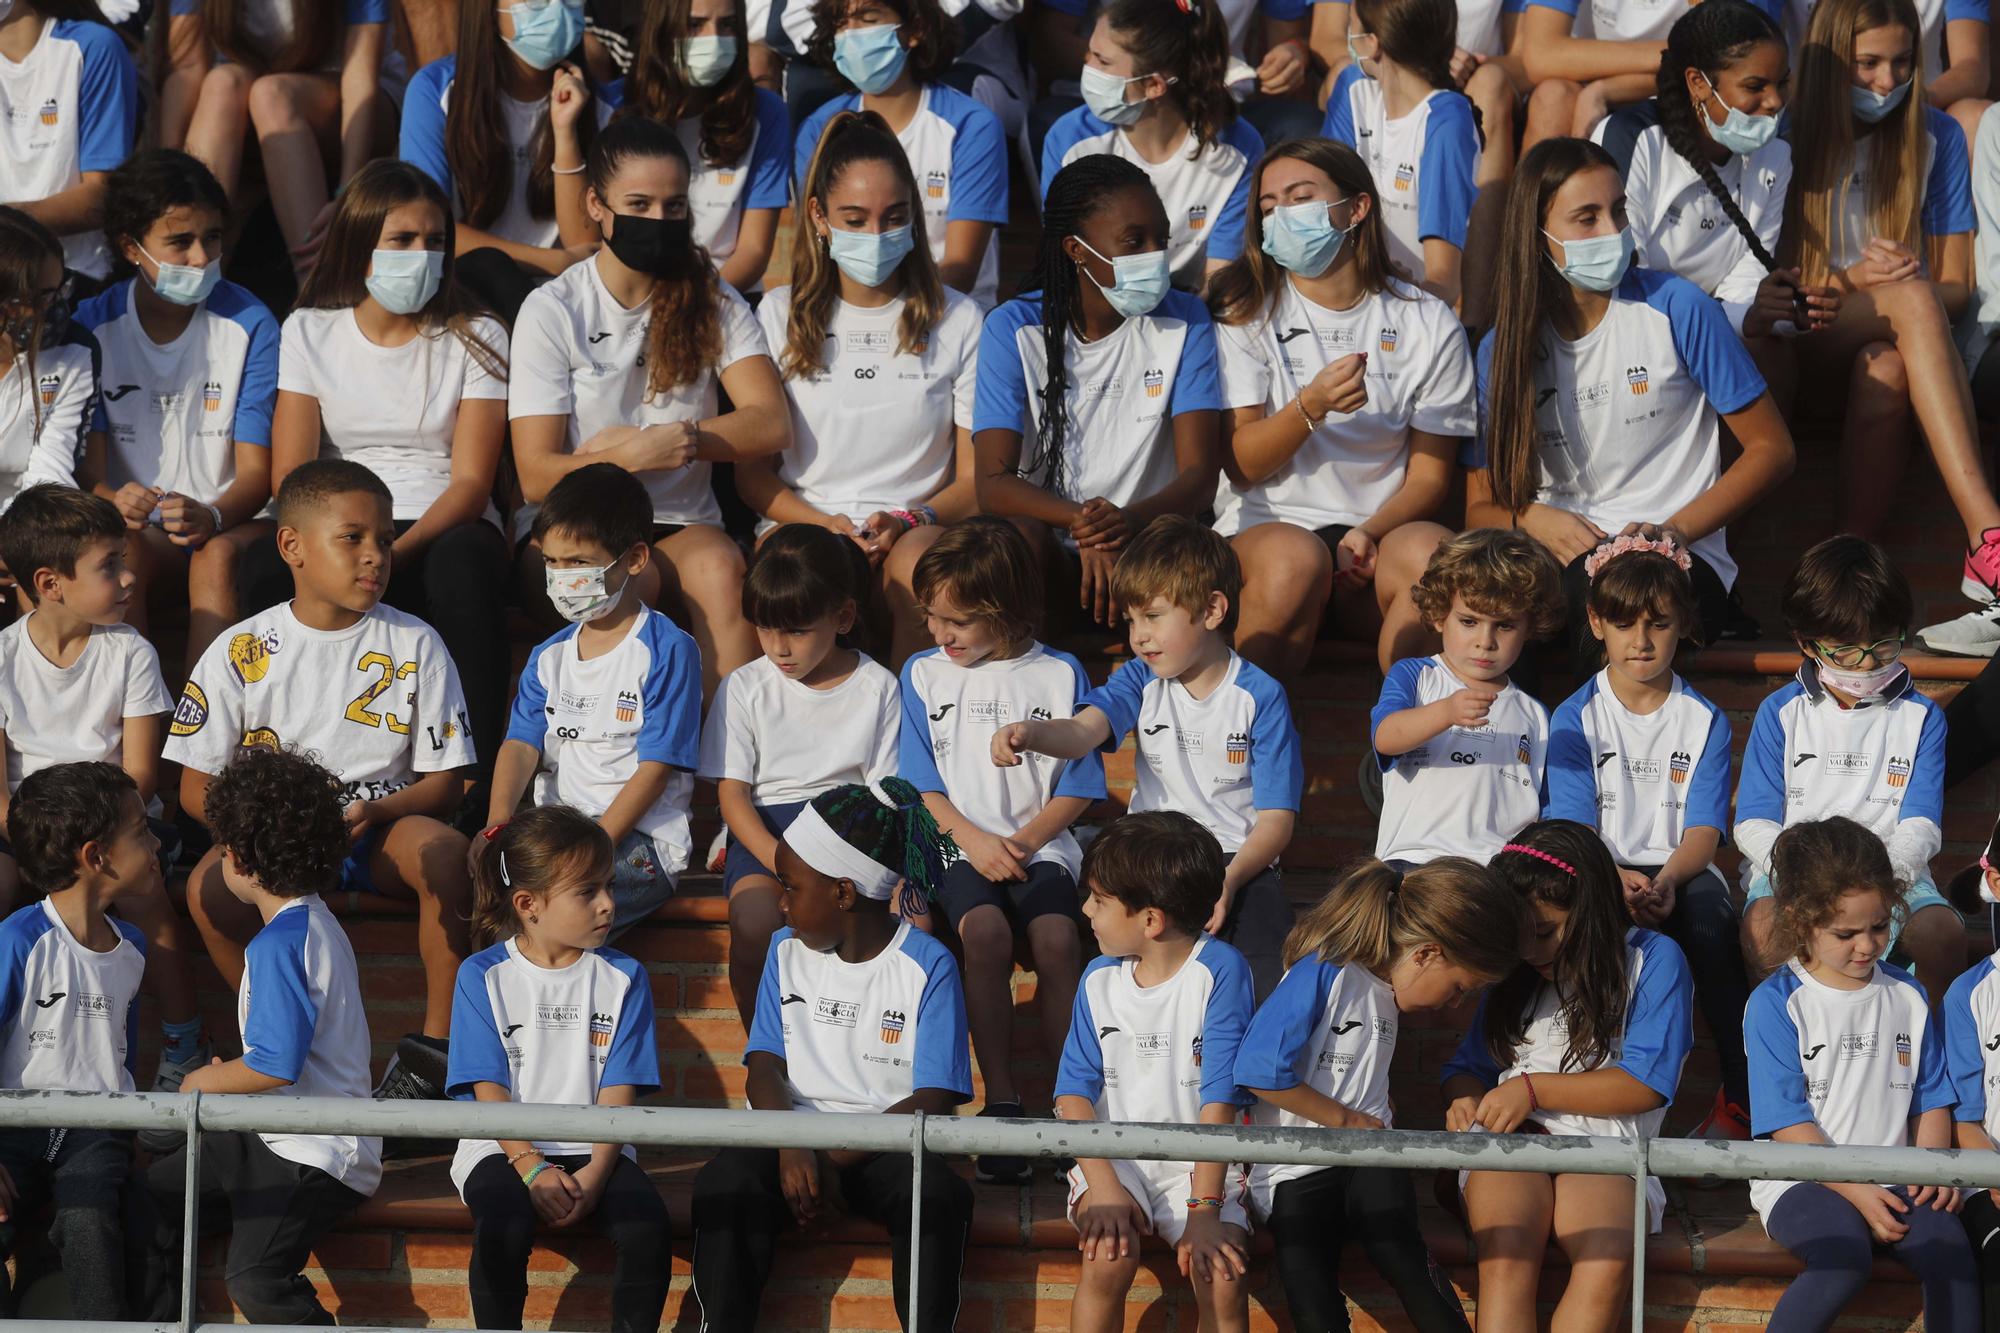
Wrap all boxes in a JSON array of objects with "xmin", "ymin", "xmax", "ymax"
[{"xmin": 1810, "ymin": 635, "xmax": 1905, "ymax": 668}]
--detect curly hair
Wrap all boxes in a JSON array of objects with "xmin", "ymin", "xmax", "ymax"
[
  {"xmin": 1410, "ymin": 528, "xmax": 1565, "ymax": 639},
  {"xmin": 470, "ymin": 806, "xmax": 614, "ymax": 948},
  {"xmin": 805, "ymin": 0, "xmax": 959, "ymax": 86},
  {"xmin": 1768, "ymin": 816, "xmax": 1905, "ymax": 967},
  {"xmin": 7, "ymin": 762, "xmax": 136, "ymax": 896},
  {"xmin": 204, "ymin": 749, "xmax": 351, "ymax": 899}
]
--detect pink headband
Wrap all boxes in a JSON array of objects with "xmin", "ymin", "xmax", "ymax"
[{"xmin": 1501, "ymin": 844, "xmax": 1576, "ymax": 876}]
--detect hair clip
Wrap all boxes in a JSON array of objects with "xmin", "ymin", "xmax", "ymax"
[
  {"xmin": 483, "ymin": 822, "xmax": 508, "ymax": 841},
  {"xmin": 1582, "ymin": 533, "xmax": 1693, "ymax": 582},
  {"xmin": 1172, "ymin": 0, "xmax": 1201, "ymax": 14},
  {"xmin": 1500, "ymin": 843, "xmax": 1576, "ymax": 876}
]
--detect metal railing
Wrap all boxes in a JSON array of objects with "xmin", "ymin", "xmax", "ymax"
[{"xmin": 8, "ymin": 1088, "xmax": 2000, "ymax": 1333}]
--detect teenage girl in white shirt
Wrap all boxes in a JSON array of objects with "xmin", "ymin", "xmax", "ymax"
[
  {"xmin": 0, "ymin": 208, "xmax": 93, "ymax": 559},
  {"xmin": 741, "ymin": 110, "xmax": 980, "ymax": 664}
]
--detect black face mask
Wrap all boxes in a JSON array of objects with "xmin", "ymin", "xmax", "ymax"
[
  {"xmin": 3, "ymin": 296, "xmax": 65, "ymax": 353},
  {"xmin": 604, "ymin": 212, "xmax": 694, "ymax": 280}
]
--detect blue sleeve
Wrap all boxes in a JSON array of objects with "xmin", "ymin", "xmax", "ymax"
[
  {"xmin": 1733, "ymin": 691, "xmax": 1790, "ymax": 827},
  {"xmin": 1054, "ymin": 966, "xmax": 1107, "ymax": 1102},
  {"xmin": 792, "ymin": 97, "xmax": 842, "ymax": 192},
  {"xmin": 747, "ymin": 89, "xmax": 793, "ymax": 211},
  {"xmin": 446, "ymin": 958, "xmax": 509, "ymax": 1097},
  {"xmin": 911, "ymin": 945, "xmax": 973, "ymax": 1100},
  {"xmin": 1203, "ymin": 121, "xmax": 1265, "ymax": 265},
  {"xmin": 1647, "ymin": 272, "xmax": 1766, "ymax": 415},
  {"xmin": 1233, "ymin": 960, "xmax": 1337, "ymax": 1093},
  {"xmin": 1052, "ymin": 653, "xmax": 1109, "ymax": 801},
  {"xmin": 601, "ymin": 957, "xmax": 662, "ymax": 1094},
  {"xmin": 1041, "ymin": 0, "xmax": 1085, "ymax": 13},
  {"xmin": 1925, "ymin": 106, "xmax": 1977, "ymax": 238},
  {"xmin": 345, "ymin": 0, "xmax": 390, "ymax": 21},
  {"xmin": 1915, "ymin": 979, "xmax": 1955, "ymax": 1115},
  {"xmin": 1946, "ymin": 964, "xmax": 1991, "ymax": 1124},
  {"xmin": 1199, "ymin": 947, "xmax": 1256, "ymax": 1107},
  {"xmin": 1905, "ymin": 698, "xmax": 1948, "ymax": 827},
  {"xmin": 636, "ymin": 623, "xmax": 702, "ymax": 770},
  {"xmin": 1415, "ymin": 95, "xmax": 1479, "ymax": 251},
  {"xmin": 1542, "ymin": 691, "xmax": 1599, "ymax": 826},
  {"xmin": 897, "ymin": 656, "xmax": 946, "ymax": 793},
  {"xmin": 67, "ymin": 23, "xmax": 137, "ymax": 175},
  {"xmin": 1038, "ymin": 110, "xmax": 1099, "ymax": 202},
  {"xmin": 1369, "ymin": 658, "xmax": 1427, "ymax": 759},
  {"xmin": 228, "ymin": 293, "xmax": 279, "ymax": 448},
  {"xmin": 1167, "ymin": 297, "xmax": 1224, "ymax": 415},
  {"xmin": 0, "ymin": 917, "xmax": 32, "ymax": 1044},
  {"xmin": 504, "ymin": 641, "xmax": 553, "ymax": 749},
  {"xmin": 1262, "ymin": 0, "xmax": 1310, "ymax": 17},
  {"xmin": 1746, "ymin": 978, "xmax": 1811, "ymax": 1136},
  {"xmin": 1614, "ymin": 934, "xmax": 1694, "ymax": 1101},
  {"xmin": 398, "ymin": 60, "xmax": 455, "ymax": 196},
  {"xmin": 1467, "ymin": 331, "xmax": 1493, "ymax": 469},
  {"xmin": 1948, "ymin": 0, "xmax": 1990, "ymax": 19},
  {"xmin": 1439, "ymin": 998, "xmax": 1503, "ymax": 1088},
  {"xmin": 1079, "ymin": 658, "xmax": 1148, "ymax": 750},
  {"xmin": 970, "ymin": 300, "xmax": 1032, "ymax": 435},
  {"xmin": 1321, "ymin": 63, "xmax": 1363, "ymax": 146},
  {"xmin": 1523, "ymin": 0, "xmax": 1580, "ymax": 13},
  {"xmin": 944, "ymin": 95, "xmax": 1009, "ymax": 225},
  {"xmin": 1684, "ymin": 699, "xmax": 1732, "ymax": 834},
  {"xmin": 1247, "ymin": 671, "xmax": 1304, "ymax": 813},
  {"xmin": 117, "ymin": 920, "xmax": 145, "ymax": 1078},
  {"xmin": 745, "ymin": 931, "xmax": 789, "ymax": 1060},
  {"xmin": 239, "ymin": 921, "xmax": 318, "ymax": 1085}
]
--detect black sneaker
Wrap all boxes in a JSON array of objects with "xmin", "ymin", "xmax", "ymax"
[
  {"xmin": 974, "ymin": 1102, "xmax": 1029, "ymax": 1184},
  {"xmin": 374, "ymin": 1034, "xmax": 452, "ymax": 1158}
]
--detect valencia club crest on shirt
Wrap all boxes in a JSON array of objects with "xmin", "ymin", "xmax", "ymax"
[
  {"xmin": 1378, "ymin": 326, "xmax": 1398, "ymax": 353},
  {"xmin": 1896, "ymin": 1032, "xmax": 1912, "ymax": 1067},
  {"xmin": 926, "ymin": 169, "xmax": 947, "ymax": 200},
  {"xmin": 1517, "ymin": 734, "xmax": 1532, "ymax": 765},
  {"xmin": 203, "ymin": 380, "xmax": 222, "ymax": 412},
  {"xmin": 36, "ymin": 373, "xmax": 59, "ymax": 407},
  {"xmin": 1886, "ymin": 756, "xmax": 1911, "ymax": 788},
  {"xmin": 880, "ymin": 1009, "xmax": 906, "ymax": 1044},
  {"xmin": 1188, "ymin": 203, "xmax": 1208, "ymax": 232},
  {"xmin": 1226, "ymin": 731, "xmax": 1249, "ymax": 764},
  {"xmin": 38, "ymin": 98, "xmax": 57, "ymax": 127},
  {"xmin": 1143, "ymin": 368, "xmax": 1164, "ymax": 398},
  {"xmin": 1393, "ymin": 161, "xmax": 1413, "ymax": 191},
  {"xmin": 589, "ymin": 1012, "xmax": 614, "ymax": 1048},
  {"xmin": 615, "ymin": 690, "xmax": 639, "ymax": 723},
  {"xmin": 1669, "ymin": 750, "xmax": 1691, "ymax": 784},
  {"xmin": 1627, "ymin": 365, "xmax": 1650, "ymax": 396}
]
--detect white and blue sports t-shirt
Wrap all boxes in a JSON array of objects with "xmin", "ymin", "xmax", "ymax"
[
  {"xmin": 972, "ymin": 289, "xmax": 1221, "ymax": 516},
  {"xmin": 676, "ymin": 91, "xmax": 792, "ymax": 275},
  {"xmin": 1594, "ymin": 101, "xmax": 1792, "ymax": 336},
  {"xmin": 795, "ymin": 85, "xmax": 1008, "ymax": 307},
  {"xmin": 1308, "ymin": 0, "xmax": 1513, "ymax": 59},
  {"xmin": 1040, "ymin": 110, "xmax": 1265, "ymax": 285},
  {"xmin": 1444, "ymin": 928, "xmax": 1694, "ymax": 1226},
  {"xmin": 1084, "ymin": 651, "xmax": 1302, "ymax": 857},
  {"xmin": 1784, "ymin": 0, "xmax": 1986, "ymax": 85},
  {"xmin": 754, "ymin": 285, "xmax": 981, "ymax": 533},
  {"xmin": 0, "ymin": 619, "xmax": 170, "ymax": 794},
  {"xmin": 0, "ymin": 339, "xmax": 91, "ymax": 509},
  {"xmin": 899, "ymin": 642, "xmax": 1106, "ymax": 879},
  {"xmin": 240, "ymin": 895, "xmax": 383, "ymax": 1195},
  {"xmin": 1826, "ymin": 104, "xmax": 1974, "ymax": 272},
  {"xmin": 400, "ymin": 55, "xmax": 623, "ymax": 250},
  {"xmin": 1372, "ymin": 654, "xmax": 1547, "ymax": 864},
  {"xmin": 1527, "ymin": 0, "xmax": 1781, "ymax": 42},
  {"xmin": 1544, "ymin": 671, "xmax": 1732, "ymax": 868},
  {"xmin": 164, "ymin": 601, "xmax": 478, "ymax": 803},
  {"xmin": 1945, "ymin": 950, "xmax": 2000, "ymax": 1157},
  {"xmin": 1732, "ymin": 663, "xmax": 1946, "ymax": 888},
  {"xmin": 507, "ymin": 608, "xmax": 702, "ymax": 877},
  {"xmin": 1212, "ymin": 277, "xmax": 1475, "ymax": 534},
  {"xmin": 747, "ymin": 921, "xmax": 972, "ymax": 1113},
  {"xmin": 1746, "ymin": 958, "xmax": 1950, "ymax": 1224},
  {"xmin": 699, "ymin": 653, "xmax": 901, "ymax": 806},
  {"xmin": 1471, "ymin": 268, "xmax": 1766, "ymax": 589},
  {"xmin": 1232, "ymin": 955, "xmax": 1397, "ymax": 1215},
  {"xmin": 1322, "ymin": 65, "xmax": 1479, "ymax": 283},
  {"xmin": 78, "ymin": 277, "xmax": 280, "ymax": 503},
  {"xmin": 508, "ymin": 259, "xmax": 769, "ymax": 531},
  {"xmin": 0, "ymin": 899, "xmax": 145, "ymax": 1093},
  {"xmin": 1050, "ymin": 0, "xmax": 1309, "ymax": 69},
  {"xmin": 445, "ymin": 938, "xmax": 660, "ymax": 1195},
  {"xmin": 0, "ymin": 18, "xmax": 135, "ymax": 278}
]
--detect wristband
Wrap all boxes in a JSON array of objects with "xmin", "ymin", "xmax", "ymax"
[
  {"xmin": 1295, "ymin": 394, "xmax": 1322, "ymax": 431},
  {"xmin": 203, "ymin": 501, "xmax": 223, "ymax": 534},
  {"xmin": 506, "ymin": 1147, "xmax": 542, "ymax": 1166},
  {"xmin": 888, "ymin": 508, "xmax": 922, "ymax": 532},
  {"xmin": 1519, "ymin": 1073, "xmax": 1539, "ymax": 1113},
  {"xmin": 523, "ymin": 1161, "xmax": 554, "ymax": 1185},
  {"xmin": 551, "ymin": 162, "xmax": 586, "ymax": 175},
  {"xmin": 1185, "ymin": 1196, "xmax": 1225, "ymax": 1210},
  {"xmin": 906, "ymin": 502, "xmax": 938, "ymax": 527}
]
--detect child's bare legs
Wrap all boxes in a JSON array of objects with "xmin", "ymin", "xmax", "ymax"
[
  {"xmin": 1740, "ymin": 895, "xmax": 1777, "ymax": 981},
  {"xmin": 726, "ymin": 874, "xmax": 782, "ymax": 1029},
  {"xmin": 186, "ymin": 845, "xmax": 255, "ymax": 989},
  {"xmin": 246, "ymin": 72, "xmax": 341, "ymax": 268},
  {"xmin": 0, "ymin": 851, "xmax": 17, "ymax": 916},
  {"xmin": 1464, "ymin": 1168, "xmax": 1554, "ymax": 1333},
  {"xmin": 1027, "ymin": 914, "xmax": 1082, "ymax": 1074},
  {"xmin": 367, "ymin": 815, "xmax": 473, "ymax": 1040},
  {"xmin": 1897, "ymin": 903, "xmax": 1968, "ymax": 1017},
  {"xmin": 186, "ymin": 521, "xmax": 270, "ymax": 674},
  {"xmin": 1188, "ymin": 1223, "xmax": 1252, "ymax": 1333},
  {"xmin": 1230, "ymin": 523, "xmax": 1334, "ymax": 682},
  {"xmin": 649, "ymin": 525, "xmax": 756, "ymax": 703},
  {"xmin": 115, "ymin": 875, "xmax": 198, "ymax": 1032},
  {"xmin": 1523, "ymin": 79, "xmax": 1582, "ymax": 155},
  {"xmin": 182, "ymin": 64, "xmax": 254, "ymax": 195},
  {"xmin": 1071, "ymin": 1227, "xmax": 1144, "ymax": 1333},
  {"xmin": 1459, "ymin": 63, "xmax": 1516, "ymax": 330},
  {"xmin": 1836, "ymin": 339, "xmax": 1916, "ymax": 538},
  {"xmin": 1549, "ymin": 1173, "xmax": 1636, "ymax": 1333},
  {"xmin": 1375, "ymin": 522, "xmax": 1450, "ymax": 674},
  {"xmin": 883, "ymin": 523, "xmax": 946, "ymax": 670},
  {"xmin": 959, "ymin": 904, "xmax": 1026, "ymax": 1107}
]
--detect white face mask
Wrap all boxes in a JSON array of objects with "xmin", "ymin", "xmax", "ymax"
[
  {"xmin": 546, "ymin": 562, "xmax": 621, "ymax": 622},
  {"xmin": 1817, "ymin": 658, "xmax": 1903, "ymax": 699}
]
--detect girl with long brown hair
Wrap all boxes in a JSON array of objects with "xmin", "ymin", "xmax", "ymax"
[
  {"xmin": 1206, "ymin": 137, "xmax": 1468, "ymax": 683},
  {"xmin": 0, "ymin": 207, "xmax": 92, "ymax": 517},
  {"xmin": 739, "ymin": 110, "xmax": 981, "ymax": 664},
  {"xmin": 509, "ymin": 115, "xmax": 790, "ymax": 699}
]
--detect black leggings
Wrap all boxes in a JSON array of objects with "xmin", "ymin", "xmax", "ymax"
[
  {"xmin": 1962, "ymin": 1188, "xmax": 2000, "ymax": 1333},
  {"xmin": 1630, "ymin": 864, "xmax": 1750, "ymax": 1108},
  {"xmin": 463, "ymin": 1152, "xmax": 669, "ymax": 1333},
  {"xmin": 1266, "ymin": 1165, "xmax": 1470, "ymax": 1333}
]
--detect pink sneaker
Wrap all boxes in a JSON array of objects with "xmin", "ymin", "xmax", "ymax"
[
  {"xmin": 1964, "ymin": 528, "xmax": 2000, "ymax": 602},
  {"xmin": 1684, "ymin": 1088, "xmax": 1751, "ymax": 1141}
]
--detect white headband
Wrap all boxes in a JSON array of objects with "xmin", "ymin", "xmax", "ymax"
[{"xmin": 783, "ymin": 801, "xmax": 900, "ymax": 900}]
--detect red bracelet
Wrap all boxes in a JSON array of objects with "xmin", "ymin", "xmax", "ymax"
[{"xmin": 1520, "ymin": 1073, "xmax": 1539, "ymax": 1113}]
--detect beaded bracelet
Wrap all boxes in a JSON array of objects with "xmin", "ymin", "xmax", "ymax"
[
  {"xmin": 1520, "ymin": 1073, "xmax": 1539, "ymax": 1113},
  {"xmin": 523, "ymin": 1161, "xmax": 556, "ymax": 1186},
  {"xmin": 505, "ymin": 1147, "xmax": 541, "ymax": 1167},
  {"xmin": 1185, "ymin": 1196, "xmax": 1225, "ymax": 1210},
  {"xmin": 1294, "ymin": 395, "xmax": 1322, "ymax": 431}
]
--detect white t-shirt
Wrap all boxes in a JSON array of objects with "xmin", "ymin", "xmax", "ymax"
[
  {"xmin": 0, "ymin": 619, "xmax": 170, "ymax": 793},
  {"xmin": 78, "ymin": 278, "xmax": 281, "ymax": 502},
  {"xmin": 1784, "ymin": 0, "xmax": 1987, "ymax": 84},
  {"xmin": 0, "ymin": 899, "xmax": 146, "ymax": 1094},
  {"xmin": 277, "ymin": 307, "xmax": 509, "ymax": 522},
  {"xmin": 0, "ymin": 341, "xmax": 91, "ymax": 508},
  {"xmin": 1829, "ymin": 105, "xmax": 1974, "ymax": 272},
  {"xmin": 0, "ymin": 20, "xmax": 134, "ymax": 278},
  {"xmin": 239, "ymin": 895, "xmax": 383, "ymax": 1195},
  {"xmin": 1233, "ymin": 956, "xmax": 1398, "ymax": 1216},
  {"xmin": 163, "ymin": 602, "xmax": 477, "ymax": 803},
  {"xmin": 677, "ymin": 90, "xmax": 793, "ymax": 275},
  {"xmin": 506, "ymin": 609, "xmax": 702, "ymax": 876},
  {"xmin": 756, "ymin": 286, "xmax": 980, "ymax": 532},
  {"xmin": 1529, "ymin": 0, "xmax": 1784, "ymax": 41},
  {"xmin": 445, "ymin": 939, "xmax": 660, "ymax": 1195},
  {"xmin": 746, "ymin": 921, "xmax": 971, "ymax": 1113},
  {"xmin": 1322, "ymin": 68, "xmax": 1480, "ymax": 283},
  {"xmin": 698, "ymin": 653, "xmax": 900, "ymax": 806},
  {"xmin": 1371, "ymin": 654, "xmax": 1548, "ymax": 864},
  {"xmin": 1213, "ymin": 278, "xmax": 1475, "ymax": 534},
  {"xmin": 509, "ymin": 258, "xmax": 769, "ymax": 529},
  {"xmin": 1746, "ymin": 958, "xmax": 1949, "ymax": 1224},
  {"xmin": 899, "ymin": 644, "xmax": 1105, "ymax": 878}
]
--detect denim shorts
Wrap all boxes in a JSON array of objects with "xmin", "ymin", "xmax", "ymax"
[{"xmin": 608, "ymin": 830, "xmax": 677, "ymax": 938}]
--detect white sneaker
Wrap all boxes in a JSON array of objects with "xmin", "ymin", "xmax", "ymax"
[
  {"xmin": 141, "ymin": 1040, "xmax": 210, "ymax": 1152},
  {"xmin": 705, "ymin": 826, "xmax": 729, "ymax": 874},
  {"xmin": 1917, "ymin": 599, "xmax": 2000, "ymax": 658}
]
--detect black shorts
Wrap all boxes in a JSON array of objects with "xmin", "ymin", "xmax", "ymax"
[
  {"xmin": 1311, "ymin": 523, "xmax": 1353, "ymax": 557},
  {"xmin": 936, "ymin": 858, "xmax": 1084, "ymax": 935},
  {"xmin": 721, "ymin": 801, "xmax": 807, "ymax": 890}
]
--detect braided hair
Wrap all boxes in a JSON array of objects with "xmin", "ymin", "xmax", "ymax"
[
  {"xmin": 1654, "ymin": 0, "xmax": 1787, "ymax": 275},
  {"xmin": 809, "ymin": 777, "xmax": 959, "ymax": 917},
  {"xmin": 1016, "ymin": 154, "xmax": 1161, "ymax": 497}
]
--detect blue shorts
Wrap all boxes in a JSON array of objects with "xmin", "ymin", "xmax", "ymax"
[
  {"xmin": 935, "ymin": 858, "xmax": 1084, "ymax": 936},
  {"xmin": 721, "ymin": 801, "xmax": 807, "ymax": 891},
  {"xmin": 339, "ymin": 825, "xmax": 387, "ymax": 896},
  {"xmin": 1745, "ymin": 870, "xmax": 1956, "ymax": 954},
  {"xmin": 608, "ymin": 829, "xmax": 677, "ymax": 938}
]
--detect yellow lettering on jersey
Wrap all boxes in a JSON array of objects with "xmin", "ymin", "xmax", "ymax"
[{"xmin": 344, "ymin": 653, "xmax": 419, "ymax": 734}]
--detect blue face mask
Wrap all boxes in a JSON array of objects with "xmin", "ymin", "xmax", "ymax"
[
  {"xmin": 138, "ymin": 243, "xmax": 221, "ymax": 306},
  {"xmin": 1699, "ymin": 80, "xmax": 1780, "ymax": 155},
  {"xmin": 1080, "ymin": 64, "xmax": 1151, "ymax": 125},
  {"xmin": 1850, "ymin": 77, "xmax": 1912, "ymax": 123},
  {"xmin": 834, "ymin": 24, "xmax": 908, "ymax": 94},
  {"xmin": 827, "ymin": 224, "xmax": 915, "ymax": 288},
  {"xmin": 366, "ymin": 249, "xmax": 445, "ymax": 315},
  {"xmin": 504, "ymin": 0, "xmax": 584, "ymax": 71},
  {"xmin": 1261, "ymin": 199, "xmax": 1350, "ymax": 278},
  {"xmin": 1077, "ymin": 238, "xmax": 1169, "ymax": 318},
  {"xmin": 680, "ymin": 34, "xmax": 738, "ymax": 86},
  {"xmin": 1543, "ymin": 227, "xmax": 1633, "ymax": 293}
]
